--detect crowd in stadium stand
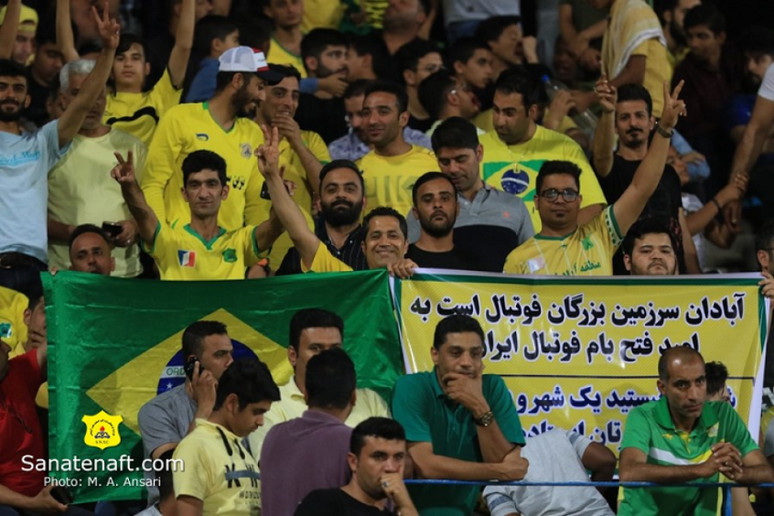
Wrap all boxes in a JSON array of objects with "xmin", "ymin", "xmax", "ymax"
[{"xmin": 4, "ymin": 0, "xmax": 774, "ymax": 514}]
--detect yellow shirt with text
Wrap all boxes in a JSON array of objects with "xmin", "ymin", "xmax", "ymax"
[
  {"xmin": 266, "ymin": 37, "xmax": 307, "ymax": 78},
  {"xmin": 144, "ymin": 222, "xmax": 265, "ymax": 280},
  {"xmin": 173, "ymin": 420, "xmax": 261, "ymax": 516},
  {"xmin": 104, "ymin": 69, "xmax": 182, "ymax": 147},
  {"xmin": 357, "ymin": 145, "xmax": 438, "ymax": 217},
  {"xmin": 503, "ymin": 205, "xmax": 623, "ymax": 276},
  {"xmin": 479, "ymin": 126, "xmax": 607, "ymax": 233},
  {"xmin": 141, "ymin": 102, "xmax": 266, "ymax": 231}
]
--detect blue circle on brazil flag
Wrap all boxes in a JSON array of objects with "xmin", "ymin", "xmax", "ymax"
[
  {"xmin": 156, "ymin": 340, "xmax": 258, "ymax": 395},
  {"xmin": 500, "ymin": 169, "xmax": 530, "ymax": 195}
]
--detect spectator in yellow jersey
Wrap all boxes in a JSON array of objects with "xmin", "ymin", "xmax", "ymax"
[
  {"xmin": 265, "ymin": 0, "xmax": 305, "ymax": 78},
  {"xmin": 0, "ymin": 285, "xmax": 27, "ymax": 352},
  {"xmin": 503, "ymin": 81, "xmax": 686, "ymax": 276},
  {"xmin": 48, "ymin": 58, "xmax": 147, "ymax": 278},
  {"xmin": 141, "ymin": 46, "xmax": 282, "ymax": 232},
  {"xmin": 479, "ymin": 68, "xmax": 607, "ymax": 233},
  {"xmin": 54, "ymin": 0, "xmax": 196, "ymax": 147},
  {"xmin": 258, "ymin": 126, "xmax": 418, "ymax": 277},
  {"xmin": 357, "ymin": 80, "xmax": 439, "ymax": 217},
  {"xmin": 114, "ymin": 149, "xmax": 283, "ymax": 280},
  {"xmin": 253, "ymin": 64, "xmax": 330, "ymax": 269},
  {"xmin": 68, "ymin": 224, "xmax": 115, "ymax": 276}
]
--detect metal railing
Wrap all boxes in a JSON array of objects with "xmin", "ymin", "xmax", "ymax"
[{"xmin": 405, "ymin": 479, "xmax": 774, "ymax": 516}]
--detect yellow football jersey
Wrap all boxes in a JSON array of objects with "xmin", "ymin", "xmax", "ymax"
[
  {"xmin": 144, "ymin": 222, "xmax": 267, "ymax": 280},
  {"xmin": 104, "ymin": 69, "xmax": 182, "ymax": 148},
  {"xmin": 357, "ymin": 145, "xmax": 439, "ymax": 217},
  {"xmin": 302, "ymin": 242, "xmax": 354, "ymax": 273},
  {"xmin": 0, "ymin": 286, "xmax": 28, "ymax": 351},
  {"xmin": 141, "ymin": 102, "xmax": 266, "ymax": 231},
  {"xmin": 266, "ymin": 37, "xmax": 307, "ymax": 78},
  {"xmin": 503, "ymin": 205, "xmax": 623, "ymax": 276},
  {"xmin": 479, "ymin": 125, "xmax": 607, "ymax": 233}
]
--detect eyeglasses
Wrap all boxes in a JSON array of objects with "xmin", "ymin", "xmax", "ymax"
[
  {"xmin": 420, "ymin": 64, "xmax": 444, "ymax": 74},
  {"xmin": 540, "ymin": 188, "xmax": 579, "ymax": 203}
]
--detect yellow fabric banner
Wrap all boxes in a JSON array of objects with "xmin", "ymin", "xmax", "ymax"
[{"xmin": 395, "ymin": 272, "xmax": 768, "ymax": 448}]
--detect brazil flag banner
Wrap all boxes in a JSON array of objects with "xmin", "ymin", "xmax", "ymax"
[{"xmin": 42, "ymin": 270, "xmax": 401, "ymax": 503}]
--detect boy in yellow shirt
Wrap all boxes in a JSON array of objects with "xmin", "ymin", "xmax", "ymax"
[{"xmin": 113, "ymin": 149, "xmax": 283, "ymax": 280}]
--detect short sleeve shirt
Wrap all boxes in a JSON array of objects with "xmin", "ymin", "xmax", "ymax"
[
  {"xmin": 391, "ymin": 370, "xmax": 524, "ymax": 515},
  {"xmin": 302, "ymin": 242, "xmax": 355, "ymax": 273},
  {"xmin": 758, "ymin": 63, "xmax": 774, "ymax": 101}
]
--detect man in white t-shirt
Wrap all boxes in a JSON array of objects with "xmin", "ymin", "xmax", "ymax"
[{"xmin": 483, "ymin": 428, "xmax": 616, "ymax": 516}]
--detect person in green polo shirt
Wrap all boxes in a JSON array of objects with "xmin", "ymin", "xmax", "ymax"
[
  {"xmin": 391, "ymin": 315, "xmax": 529, "ymax": 515},
  {"xmin": 619, "ymin": 346, "xmax": 773, "ymax": 516}
]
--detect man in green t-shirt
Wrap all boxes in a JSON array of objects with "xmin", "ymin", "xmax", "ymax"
[
  {"xmin": 391, "ymin": 315, "xmax": 529, "ymax": 516},
  {"xmin": 618, "ymin": 347, "xmax": 773, "ymax": 516}
]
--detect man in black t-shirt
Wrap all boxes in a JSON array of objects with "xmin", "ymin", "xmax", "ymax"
[
  {"xmin": 405, "ymin": 172, "xmax": 477, "ymax": 271},
  {"xmin": 592, "ymin": 81, "xmax": 689, "ymax": 274},
  {"xmin": 295, "ymin": 418, "xmax": 417, "ymax": 516}
]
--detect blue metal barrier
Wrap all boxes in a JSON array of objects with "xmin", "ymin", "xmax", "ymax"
[{"xmin": 404, "ymin": 479, "xmax": 774, "ymax": 516}]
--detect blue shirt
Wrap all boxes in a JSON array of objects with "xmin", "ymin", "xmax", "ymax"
[
  {"xmin": 328, "ymin": 127, "xmax": 432, "ymax": 162},
  {"xmin": 0, "ymin": 121, "xmax": 70, "ymax": 262},
  {"xmin": 185, "ymin": 58, "xmax": 220, "ymax": 104}
]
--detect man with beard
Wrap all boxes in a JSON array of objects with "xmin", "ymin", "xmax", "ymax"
[
  {"xmin": 253, "ymin": 64, "xmax": 330, "ymax": 269},
  {"xmin": 656, "ymin": 0, "xmax": 701, "ymax": 67},
  {"xmin": 504, "ymin": 80, "xmax": 685, "ymax": 276},
  {"xmin": 0, "ymin": 6, "xmax": 118, "ymax": 297},
  {"xmin": 47, "ymin": 59, "xmax": 147, "ymax": 278},
  {"xmin": 592, "ymin": 80, "xmax": 692, "ymax": 274},
  {"xmin": 328, "ymin": 80, "xmax": 431, "ymax": 162},
  {"xmin": 406, "ymin": 172, "xmax": 476, "ymax": 271},
  {"xmin": 142, "ymin": 46, "xmax": 282, "ymax": 232},
  {"xmin": 276, "ymin": 160, "xmax": 367, "ymax": 274},
  {"xmin": 257, "ymin": 126, "xmax": 418, "ymax": 277},
  {"xmin": 408, "ymin": 118, "xmax": 533, "ymax": 272},
  {"xmin": 357, "ymin": 80, "xmax": 439, "ymax": 218},
  {"xmin": 295, "ymin": 29, "xmax": 350, "ymax": 144},
  {"xmin": 622, "ymin": 219, "xmax": 679, "ymax": 275},
  {"xmin": 380, "ymin": 0, "xmax": 430, "ymax": 55}
]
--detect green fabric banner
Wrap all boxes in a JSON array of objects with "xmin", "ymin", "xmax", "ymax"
[{"xmin": 42, "ymin": 270, "xmax": 402, "ymax": 502}]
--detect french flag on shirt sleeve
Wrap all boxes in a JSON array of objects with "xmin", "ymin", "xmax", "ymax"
[{"xmin": 178, "ymin": 250, "xmax": 196, "ymax": 267}]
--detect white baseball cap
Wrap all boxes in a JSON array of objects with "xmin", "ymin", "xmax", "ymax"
[{"xmin": 218, "ymin": 47, "xmax": 283, "ymax": 85}]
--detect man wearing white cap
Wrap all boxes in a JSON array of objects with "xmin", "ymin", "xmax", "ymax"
[{"xmin": 142, "ymin": 46, "xmax": 283, "ymax": 235}]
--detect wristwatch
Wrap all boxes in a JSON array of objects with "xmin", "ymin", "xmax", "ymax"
[
  {"xmin": 654, "ymin": 121, "xmax": 674, "ymax": 139},
  {"xmin": 474, "ymin": 410, "xmax": 495, "ymax": 427}
]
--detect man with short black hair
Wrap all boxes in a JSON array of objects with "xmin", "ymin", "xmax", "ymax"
[
  {"xmin": 261, "ymin": 348, "xmax": 356, "ymax": 516},
  {"xmin": 173, "ymin": 358, "xmax": 279, "ymax": 516},
  {"xmin": 504, "ymin": 80, "xmax": 685, "ymax": 276},
  {"xmin": 345, "ymin": 35, "xmax": 385, "ymax": 82},
  {"xmin": 395, "ymin": 39, "xmax": 444, "ymax": 132},
  {"xmin": 656, "ymin": 0, "xmax": 701, "ymax": 66},
  {"xmin": 277, "ymin": 160, "xmax": 368, "ymax": 274},
  {"xmin": 358, "ymin": 80, "xmax": 439, "ymax": 217},
  {"xmin": 68, "ymin": 224, "xmax": 115, "ymax": 276},
  {"xmin": 413, "ymin": 117, "xmax": 533, "ymax": 272},
  {"xmin": 622, "ymin": 219, "xmax": 679, "ymax": 275},
  {"xmin": 480, "ymin": 68, "xmax": 606, "ymax": 233},
  {"xmin": 295, "ymin": 417, "xmax": 418, "ymax": 515},
  {"xmin": 381, "ymin": 0, "xmax": 430, "ymax": 55},
  {"xmin": 474, "ymin": 16, "xmax": 524, "ymax": 78},
  {"xmin": 141, "ymin": 46, "xmax": 282, "ymax": 234},
  {"xmin": 392, "ymin": 315, "xmax": 528, "ymax": 515},
  {"xmin": 618, "ymin": 347, "xmax": 773, "ymax": 516},
  {"xmin": 296, "ymin": 29, "xmax": 349, "ymax": 144},
  {"xmin": 248, "ymin": 309, "xmax": 390, "ymax": 458},
  {"xmin": 448, "ymin": 37, "xmax": 494, "ymax": 92},
  {"xmin": 138, "ymin": 320, "xmax": 234, "ymax": 505},
  {"xmin": 406, "ymin": 172, "xmax": 476, "ymax": 270},
  {"xmin": 419, "ymin": 70, "xmax": 480, "ymax": 137}
]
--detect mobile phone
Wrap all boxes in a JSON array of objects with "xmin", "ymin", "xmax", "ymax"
[
  {"xmin": 260, "ymin": 182, "xmax": 271, "ymax": 200},
  {"xmin": 102, "ymin": 222, "xmax": 123, "ymax": 238},
  {"xmin": 185, "ymin": 357, "xmax": 204, "ymax": 381},
  {"xmin": 51, "ymin": 486, "xmax": 74, "ymax": 505}
]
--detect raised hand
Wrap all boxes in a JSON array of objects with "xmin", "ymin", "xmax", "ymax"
[
  {"xmin": 659, "ymin": 80, "xmax": 687, "ymax": 131},
  {"xmin": 595, "ymin": 73, "xmax": 617, "ymax": 114},
  {"xmin": 255, "ymin": 125, "xmax": 281, "ymax": 179},
  {"xmin": 111, "ymin": 151, "xmax": 136, "ymax": 185},
  {"xmin": 92, "ymin": 2, "xmax": 120, "ymax": 51}
]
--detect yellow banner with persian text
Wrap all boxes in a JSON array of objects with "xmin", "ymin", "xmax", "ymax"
[{"xmin": 395, "ymin": 272, "xmax": 768, "ymax": 449}]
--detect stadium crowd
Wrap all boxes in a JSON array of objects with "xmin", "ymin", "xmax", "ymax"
[{"xmin": 3, "ymin": 0, "xmax": 774, "ymax": 514}]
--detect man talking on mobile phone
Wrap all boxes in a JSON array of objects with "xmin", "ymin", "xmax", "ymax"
[{"xmin": 137, "ymin": 321, "xmax": 234, "ymax": 507}]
